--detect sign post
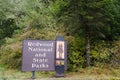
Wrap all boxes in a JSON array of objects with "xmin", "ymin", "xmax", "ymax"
[
  {"xmin": 31, "ymin": 71, "xmax": 35, "ymax": 79},
  {"xmin": 55, "ymin": 36, "xmax": 67, "ymax": 77}
]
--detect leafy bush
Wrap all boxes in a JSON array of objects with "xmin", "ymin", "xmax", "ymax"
[
  {"xmin": 67, "ymin": 37, "xmax": 86, "ymax": 71},
  {"xmin": 0, "ymin": 41, "xmax": 22, "ymax": 69},
  {"xmin": 91, "ymin": 40, "xmax": 120, "ymax": 68}
]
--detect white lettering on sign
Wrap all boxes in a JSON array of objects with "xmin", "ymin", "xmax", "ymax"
[
  {"xmin": 32, "ymin": 63, "xmax": 49, "ymax": 68},
  {"xmin": 34, "ymin": 53, "xmax": 46, "ymax": 57},
  {"xmin": 33, "ymin": 58, "xmax": 48, "ymax": 63},
  {"xmin": 28, "ymin": 47, "xmax": 53, "ymax": 52},
  {"xmin": 28, "ymin": 42, "xmax": 54, "ymax": 47}
]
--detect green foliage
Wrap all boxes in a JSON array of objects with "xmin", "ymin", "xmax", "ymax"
[
  {"xmin": 0, "ymin": 0, "xmax": 120, "ymax": 71},
  {"xmin": 91, "ymin": 40, "xmax": 120, "ymax": 68},
  {"xmin": 67, "ymin": 37, "xmax": 86, "ymax": 71},
  {"xmin": 0, "ymin": 18, "xmax": 18, "ymax": 39},
  {"xmin": 109, "ymin": 40, "xmax": 120, "ymax": 68},
  {"xmin": 52, "ymin": 0, "xmax": 120, "ymax": 67},
  {"xmin": 0, "ymin": 41, "xmax": 22, "ymax": 69},
  {"xmin": 0, "ymin": 0, "xmax": 61, "ymax": 69}
]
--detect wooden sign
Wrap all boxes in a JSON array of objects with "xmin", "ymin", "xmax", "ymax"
[{"xmin": 22, "ymin": 40, "xmax": 55, "ymax": 71}]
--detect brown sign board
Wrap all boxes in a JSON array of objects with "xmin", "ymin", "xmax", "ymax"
[{"xmin": 22, "ymin": 40, "xmax": 56, "ymax": 71}]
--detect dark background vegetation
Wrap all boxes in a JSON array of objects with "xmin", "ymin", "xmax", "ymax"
[{"xmin": 0, "ymin": 0, "xmax": 120, "ymax": 72}]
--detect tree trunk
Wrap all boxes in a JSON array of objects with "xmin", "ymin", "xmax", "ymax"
[{"xmin": 85, "ymin": 25, "xmax": 91, "ymax": 67}]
